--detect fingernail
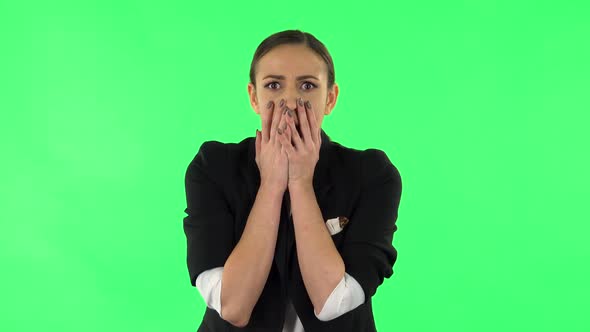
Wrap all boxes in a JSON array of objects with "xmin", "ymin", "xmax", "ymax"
[
  {"xmin": 266, "ymin": 101, "xmax": 272, "ymax": 109},
  {"xmin": 279, "ymin": 99, "xmax": 285, "ymax": 107},
  {"xmin": 305, "ymin": 101, "xmax": 311, "ymax": 109},
  {"xmin": 277, "ymin": 127, "xmax": 282, "ymax": 135},
  {"xmin": 287, "ymin": 109, "xmax": 293, "ymax": 117},
  {"xmin": 298, "ymin": 97, "xmax": 303, "ymax": 107}
]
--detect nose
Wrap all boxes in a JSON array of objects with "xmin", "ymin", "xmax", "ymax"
[{"xmin": 283, "ymin": 96, "xmax": 301, "ymax": 110}]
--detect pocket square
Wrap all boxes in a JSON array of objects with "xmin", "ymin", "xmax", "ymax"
[{"xmin": 326, "ymin": 216, "xmax": 350, "ymax": 235}]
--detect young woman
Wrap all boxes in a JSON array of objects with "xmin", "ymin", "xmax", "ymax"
[{"xmin": 183, "ymin": 29, "xmax": 403, "ymax": 332}]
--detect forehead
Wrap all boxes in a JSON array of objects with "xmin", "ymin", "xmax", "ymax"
[{"xmin": 257, "ymin": 44, "xmax": 324, "ymax": 78}]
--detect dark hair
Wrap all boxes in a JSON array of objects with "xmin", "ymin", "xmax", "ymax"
[{"xmin": 249, "ymin": 29, "xmax": 335, "ymax": 90}]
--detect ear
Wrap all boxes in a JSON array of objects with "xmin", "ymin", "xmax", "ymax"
[
  {"xmin": 248, "ymin": 82, "xmax": 259, "ymax": 115},
  {"xmin": 324, "ymin": 82, "xmax": 339, "ymax": 115}
]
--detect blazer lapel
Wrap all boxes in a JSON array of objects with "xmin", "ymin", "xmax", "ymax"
[{"xmin": 243, "ymin": 129, "xmax": 335, "ymax": 284}]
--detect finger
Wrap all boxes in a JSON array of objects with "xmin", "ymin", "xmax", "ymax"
[
  {"xmin": 276, "ymin": 107, "xmax": 289, "ymax": 146},
  {"xmin": 280, "ymin": 107, "xmax": 289, "ymax": 131},
  {"xmin": 288, "ymin": 107, "xmax": 301, "ymax": 138},
  {"xmin": 281, "ymin": 125, "xmax": 295, "ymax": 157},
  {"xmin": 297, "ymin": 98, "xmax": 311, "ymax": 144},
  {"xmin": 274, "ymin": 105, "xmax": 288, "ymax": 147},
  {"xmin": 306, "ymin": 101, "xmax": 320, "ymax": 145},
  {"xmin": 292, "ymin": 104, "xmax": 300, "ymax": 127},
  {"xmin": 271, "ymin": 99, "xmax": 286, "ymax": 144},
  {"xmin": 262, "ymin": 100, "xmax": 274, "ymax": 143},
  {"xmin": 277, "ymin": 113, "xmax": 289, "ymax": 150},
  {"xmin": 296, "ymin": 97, "xmax": 305, "ymax": 131},
  {"xmin": 286, "ymin": 107, "xmax": 303, "ymax": 149}
]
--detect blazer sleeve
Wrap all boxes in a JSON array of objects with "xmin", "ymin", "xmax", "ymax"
[
  {"xmin": 183, "ymin": 141, "xmax": 235, "ymax": 287},
  {"xmin": 339, "ymin": 148, "xmax": 402, "ymax": 304}
]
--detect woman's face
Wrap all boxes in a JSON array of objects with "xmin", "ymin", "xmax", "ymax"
[{"xmin": 248, "ymin": 44, "xmax": 339, "ymax": 136}]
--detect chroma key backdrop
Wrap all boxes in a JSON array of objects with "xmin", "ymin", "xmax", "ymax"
[{"xmin": 0, "ymin": 1, "xmax": 588, "ymax": 331}]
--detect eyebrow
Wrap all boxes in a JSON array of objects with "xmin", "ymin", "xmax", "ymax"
[{"xmin": 262, "ymin": 74, "xmax": 319, "ymax": 81}]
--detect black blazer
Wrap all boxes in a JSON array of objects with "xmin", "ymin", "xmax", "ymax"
[{"xmin": 183, "ymin": 129, "xmax": 402, "ymax": 331}]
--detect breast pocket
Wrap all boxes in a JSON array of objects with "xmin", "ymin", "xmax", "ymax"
[{"xmin": 326, "ymin": 216, "xmax": 349, "ymax": 247}]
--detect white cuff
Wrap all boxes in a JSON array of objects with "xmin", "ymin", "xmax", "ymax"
[
  {"xmin": 315, "ymin": 272, "xmax": 366, "ymax": 321},
  {"xmin": 195, "ymin": 266, "xmax": 224, "ymax": 318}
]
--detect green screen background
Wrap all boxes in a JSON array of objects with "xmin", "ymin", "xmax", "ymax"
[{"xmin": 1, "ymin": 0, "xmax": 588, "ymax": 331}]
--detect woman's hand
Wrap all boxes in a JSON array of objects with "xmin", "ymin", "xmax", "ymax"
[
  {"xmin": 255, "ymin": 99, "xmax": 289, "ymax": 193},
  {"xmin": 276, "ymin": 97, "xmax": 322, "ymax": 187}
]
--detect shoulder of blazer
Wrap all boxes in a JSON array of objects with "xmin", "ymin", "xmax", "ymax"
[
  {"xmin": 325, "ymin": 142, "xmax": 393, "ymax": 174},
  {"xmin": 224, "ymin": 136, "xmax": 252, "ymax": 164},
  {"xmin": 187, "ymin": 140, "xmax": 230, "ymax": 185},
  {"xmin": 359, "ymin": 148, "xmax": 402, "ymax": 189}
]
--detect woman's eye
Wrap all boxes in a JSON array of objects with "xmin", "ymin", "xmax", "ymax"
[
  {"xmin": 302, "ymin": 82, "xmax": 316, "ymax": 90},
  {"xmin": 264, "ymin": 81, "xmax": 317, "ymax": 90}
]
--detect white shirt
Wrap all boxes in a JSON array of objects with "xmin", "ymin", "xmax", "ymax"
[{"xmin": 195, "ymin": 267, "xmax": 365, "ymax": 331}]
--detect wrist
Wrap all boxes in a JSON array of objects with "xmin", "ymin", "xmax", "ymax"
[
  {"xmin": 259, "ymin": 181, "xmax": 286, "ymax": 197},
  {"xmin": 288, "ymin": 180, "xmax": 313, "ymax": 193}
]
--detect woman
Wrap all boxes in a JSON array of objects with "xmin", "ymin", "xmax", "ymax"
[{"xmin": 183, "ymin": 29, "xmax": 402, "ymax": 332}]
